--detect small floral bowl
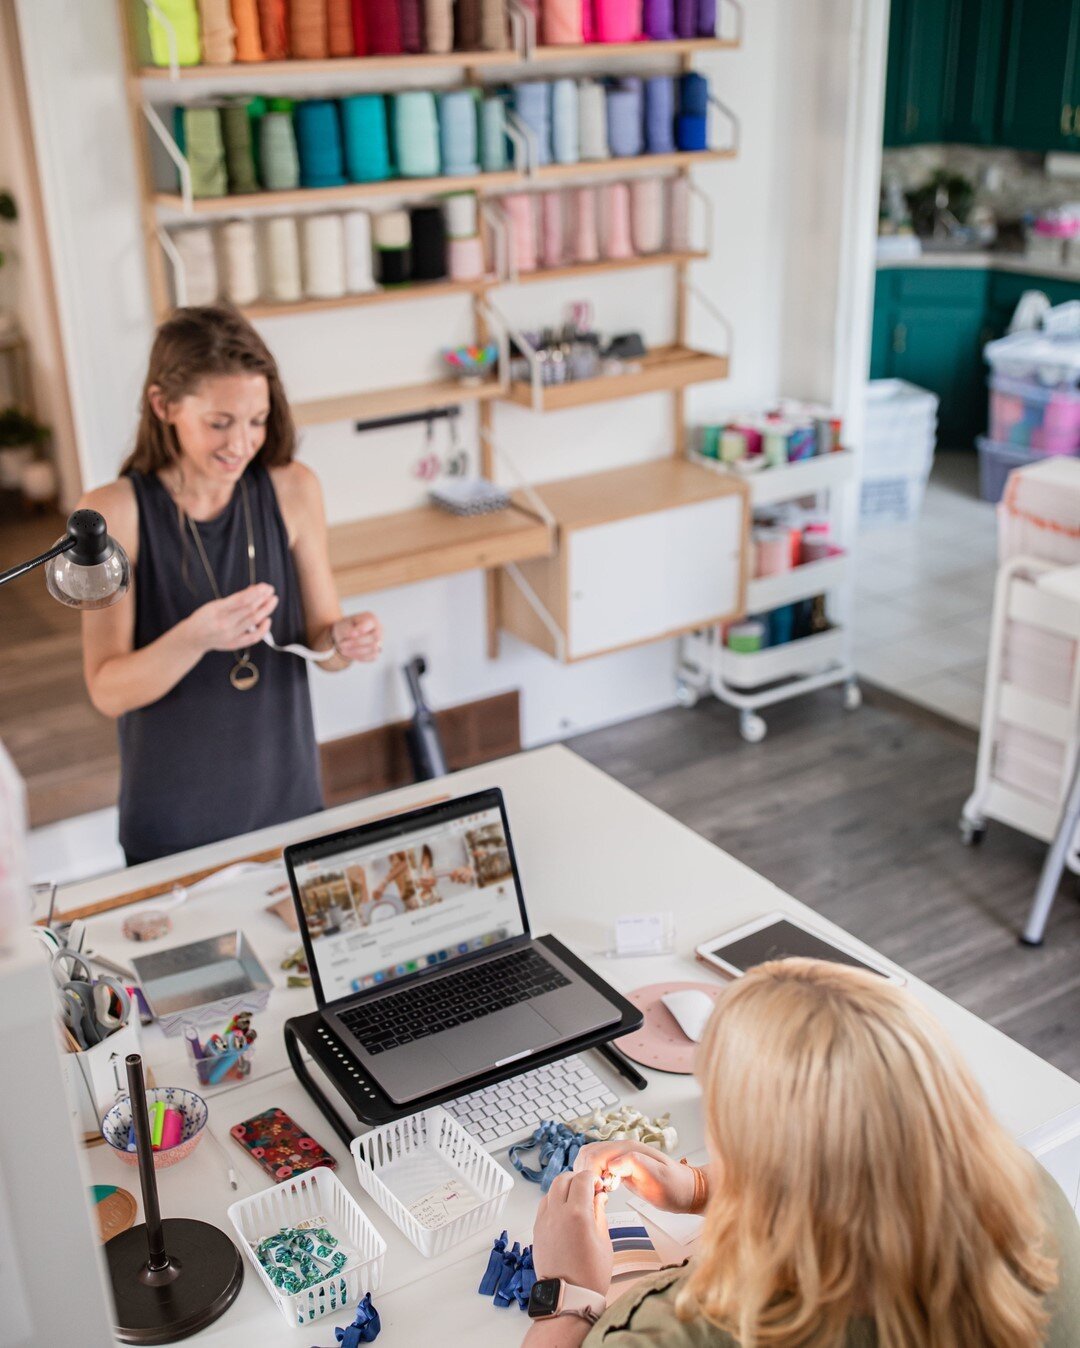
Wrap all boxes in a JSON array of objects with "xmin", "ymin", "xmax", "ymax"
[
  {"xmin": 441, "ymin": 343, "xmax": 498, "ymax": 385},
  {"xmin": 102, "ymin": 1086, "xmax": 208, "ymax": 1170}
]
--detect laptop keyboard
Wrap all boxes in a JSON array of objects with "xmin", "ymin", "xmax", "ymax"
[{"xmin": 339, "ymin": 947, "xmax": 570, "ymax": 1055}]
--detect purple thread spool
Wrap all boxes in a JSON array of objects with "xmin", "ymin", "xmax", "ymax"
[
  {"xmin": 642, "ymin": 0, "xmax": 674, "ymax": 40},
  {"xmin": 697, "ymin": 0, "xmax": 717, "ymax": 36},
  {"xmin": 674, "ymin": 0, "xmax": 695, "ymax": 37}
]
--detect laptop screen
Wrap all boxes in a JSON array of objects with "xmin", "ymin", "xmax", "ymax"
[{"xmin": 288, "ymin": 794, "xmax": 527, "ymax": 1005}]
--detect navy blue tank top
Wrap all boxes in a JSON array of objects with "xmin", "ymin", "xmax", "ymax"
[{"xmin": 118, "ymin": 464, "xmax": 324, "ymax": 861}]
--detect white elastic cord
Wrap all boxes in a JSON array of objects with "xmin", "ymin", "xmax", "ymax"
[{"xmin": 262, "ymin": 632, "xmax": 337, "ymax": 663}]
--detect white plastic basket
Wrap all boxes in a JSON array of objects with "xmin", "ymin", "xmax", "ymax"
[
  {"xmin": 228, "ymin": 1167, "xmax": 386, "ymax": 1329},
  {"xmin": 351, "ymin": 1107, "xmax": 512, "ymax": 1258},
  {"xmin": 863, "ymin": 379, "xmax": 938, "ymax": 478}
]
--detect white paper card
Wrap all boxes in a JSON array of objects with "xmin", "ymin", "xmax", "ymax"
[
  {"xmin": 407, "ymin": 1178, "xmax": 482, "ymax": 1230},
  {"xmin": 613, "ymin": 913, "xmax": 674, "ymax": 956},
  {"xmin": 625, "ymin": 1192, "xmax": 705, "ymax": 1246}
]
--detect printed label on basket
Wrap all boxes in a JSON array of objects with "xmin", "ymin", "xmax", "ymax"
[
  {"xmin": 607, "ymin": 1211, "xmax": 664, "ymax": 1278},
  {"xmin": 407, "ymin": 1178, "xmax": 483, "ymax": 1230}
]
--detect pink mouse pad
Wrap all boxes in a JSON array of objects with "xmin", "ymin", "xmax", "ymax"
[{"xmin": 614, "ymin": 981, "xmax": 724, "ymax": 1075}]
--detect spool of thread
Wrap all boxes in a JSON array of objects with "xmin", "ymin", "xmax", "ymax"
[
  {"xmin": 455, "ymin": 0, "xmax": 482, "ymax": 48},
  {"xmin": 221, "ymin": 218, "xmax": 260, "ymax": 305},
  {"xmin": 350, "ymin": 0, "xmax": 369, "ymax": 52},
  {"xmin": 373, "ymin": 210, "xmax": 412, "ymax": 285},
  {"xmin": 679, "ymin": 72, "xmax": 709, "ymax": 116},
  {"xmin": 198, "ymin": 0, "xmax": 236, "ymax": 63},
  {"xmin": 302, "ymin": 213, "xmax": 346, "ymax": 298},
  {"xmin": 258, "ymin": 110, "xmax": 300, "ymax": 190},
  {"xmin": 148, "ymin": 0, "xmax": 202, "ymax": 65},
  {"xmin": 514, "ymin": 82, "xmax": 553, "ymax": 167},
  {"xmin": 503, "ymin": 193, "xmax": 538, "ymax": 273},
  {"xmin": 480, "ymin": 96, "xmax": 509, "ymax": 172},
  {"xmin": 231, "ymin": 0, "xmax": 265, "ymax": 59},
  {"xmin": 601, "ymin": 182, "xmax": 634, "ymax": 259},
  {"xmin": 363, "ymin": 0, "xmax": 403, "ymax": 53},
  {"xmin": 343, "ymin": 210, "xmax": 376, "ymax": 293},
  {"xmin": 697, "ymin": 0, "xmax": 717, "ymax": 35},
  {"xmin": 578, "ymin": 81, "xmax": 609, "ymax": 160},
  {"xmin": 668, "ymin": 175, "xmax": 691, "ymax": 249},
  {"xmin": 754, "ymin": 528, "xmax": 791, "ymax": 578},
  {"xmin": 769, "ymin": 606, "xmax": 795, "ymax": 647},
  {"xmin": 720, "ymin": 429, "xmax": 746, "ymax": 463},
  {"xmin": 447, "ymin": 235, "xmax": 485, "ymax": 280},
  {"xmin": 443, "ymin": 191, "xmax": 478, "ymax": 239},
  {"xmin": 727, "ymin": 620, "xmax": 764, "ymax": 654},
  {"xmin": 480, "ymin": 0, "xmax": 508, "ymax": 49},
  {"xmin": 439, "ymin": 90, "xmax": 480, "ymax": 176},
  {"xmin": 342, "ymin": 95, "xmax": 391, "ymax": 182},
  {"xmin": 327, "ymin": 0, "xmax": 355, "ymax": 53},
  {"xmin": 423, "ymin": 0, "xmax": 453, "ymax": 52},
  {"xmin": 399, "ymin": 0, "xmax": 424, "ymax": 51},
  {"xmin": 674, "ymin": 0, "xmax": 696, "ymax": 37},
  {"xmin": 551, "ymin": 78, "xmax": 580, "ymax": 165},
  {"xmin": 763, "ymin": 427, "xmax": 788, "ymax": 467},
  {"xmin": 409, "ymin": 205, "xmax": 448, "ymax": 281},
  {"xmin": 394, "ymin": 91, "xmax": 441, "ymax": 178},
  {"xmin": 642, "ymin": 0, "xmax": 674, "ymax": 38},
  {"xmin": 800, "ymin": 522, "xmax": 832, "ymax": 564},
  {"xmin": 173, "ymin": 226, "xmax": 220, "ymax": 305},
  {"xmin": 630, "ymin": 178, "xmax": 664, "ymax": 254},
  {"xmin": 262, "ymin": 216, "xmax": 303, "ymax": 302},
  {"xmin": 540, "ymin": 191, "xmax": 564, "ymax": 269},
  {"xmin": 220, "ymin": 101, "xmax": 259, "ymax": 193},
  {"xmin": 289, "ymin": 0, "xmax": 328, "ymax": 57},
  {"xmin": 643, "ymin": 76, "xmax": 675, "ymax": 154},
  {"xmin": 255, "ymin": 0, "xmax": 287, "ymax": 57},
  {"xmin": 296, "ymin": 99, "xmax": 346, "ymax": 188},
  {"xmin": 184, "ymin": 107, "xmax": 228, "ymax": 198},
  {"xmin": 676, "ymin": 113, "xmax": 707, "ymax": 151},
  {"xmin": 606, "ymin": 79, "xmax": 643, "ymax": 159},
  {"xmin": 573, "ymin": 186, "xmax": 599, "ymax": 263},
  {"xmin": 594, "ymin": 0, "xmax": 640, "ymax": 43},
  {"xmin": 543, "ymin": 0, "xmax": 583, "ymax": 43}
]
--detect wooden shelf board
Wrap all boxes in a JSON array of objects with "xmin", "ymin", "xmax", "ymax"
[
  {"xmin": 329, "ymin": 503, "xmax": 552, "ymax": 595},
  {"xmin": 293, "ymin": 377, "xmax": 501, "ymax": 427},
  {"xmin": 518, "ymin": 456, "xmax": 747, "ymax": 532},
  {"xmin": 139, "ymin": 50, "xmax": 519, "ymax": 80},
  {"xmin": 533, "ymin": 149, "xmax": 733, "ymax": 182},
  {"xmin": 155, "ymin": 171, "xmax": 521, "ymax": 215},
  {"xmin": 503, "ymin": 346, "xmax": 728, "ymax": 411},
  {"xmin": 508, "ymin": 250, "xmax": 707, "ymax": 285},
  {"xmin": 243, "ymin": 277, "xmax": 493, "ymax": 320},
  {"xmin": 530, "ymin": 37, "xmax": 740, "ymax": 61}
]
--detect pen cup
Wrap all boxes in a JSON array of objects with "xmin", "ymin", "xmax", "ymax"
[{"xmin": 185, "ymin": 1024, "xmax": 256, "ymax": 1087}]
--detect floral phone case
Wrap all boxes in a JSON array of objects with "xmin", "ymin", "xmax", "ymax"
[{"xmin": 230, "ymin": 1107, "xmax": 337, "ymax": 1181}]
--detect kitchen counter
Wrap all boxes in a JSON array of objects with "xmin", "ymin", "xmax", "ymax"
[{"xmin": 876, "ymin": 248, "xmax": 1080, "ymax": 283}]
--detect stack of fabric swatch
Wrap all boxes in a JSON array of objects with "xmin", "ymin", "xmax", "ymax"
[
  {"xmin": 145, "ymin": 0, "xmax": 510, "ymax": 66},
  {"xmin": 168, "ymin": 192, "xmax": 487, "ymax": 306}
]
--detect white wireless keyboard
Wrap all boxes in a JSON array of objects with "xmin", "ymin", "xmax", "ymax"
[{"xmin": 444, "ymin": 1054, "xmax": 619, "ymax": 1152}]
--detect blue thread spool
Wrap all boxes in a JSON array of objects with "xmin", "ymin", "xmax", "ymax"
[
  {"xmin": 480, "ymin": 95, "xmax": 509, "ymax": 172},
  {"xmin": 295, "ymin": 100, "xmax": 346, "ymax": 189},
  {"xmin": 606, "ymin": 80, "xmax": 643, "ymax": 159},
  {"xmin": 439, "ymin": 90, "xmax": 480, "ymax": 176},
  {"xmin": 341, "ymin": 95, "xmax": 391, "ymax": 183},
  {"xmin": 551, "ymin": 78, "xmax": 579, "ymax": 165},
  {"xmin": 679, "ymin": 72, "xmax": 709, "ymax": 117},
  {"xmin": 393, "ymin": 90, "xmax": 441, "ymax": 178},
  {"xmin": 513, "ymin": 81, "xmax": 553, "ymax": 167},
  {"xmin": 643, "ymin": 76, "xmax": 675, "ymax": 154},
  {"xmin": 769, "ymin": 605, "xmax": 795, "ymax": 647},
  {"xmin": 675, "ymin": 113, "xmax": 707, "ymax": 151}
]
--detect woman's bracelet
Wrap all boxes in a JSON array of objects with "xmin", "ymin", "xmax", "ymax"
[{"xmin": 678, "ymin": 1158, "xmax": 709, "ymax": 1214}]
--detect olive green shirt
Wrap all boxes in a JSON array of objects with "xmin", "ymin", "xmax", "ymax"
[{"xmin": 585, "ymin": 1167, "xmax": 1080, "ymax": 1347}]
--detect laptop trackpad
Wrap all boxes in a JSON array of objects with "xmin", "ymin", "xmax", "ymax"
[{"xmin": 439, "ymin": 1004, "xmax": 559, "ymax": 1075}]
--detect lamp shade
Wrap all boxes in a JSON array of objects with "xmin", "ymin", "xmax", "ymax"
[{"xmin": 43, "ymin": 510, "xmax": 130, "ymax": 609}]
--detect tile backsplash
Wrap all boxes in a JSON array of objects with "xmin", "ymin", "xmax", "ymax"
[{"xmin": 882, "ymin": 146, "xmax": 1080, "ymax": 221}]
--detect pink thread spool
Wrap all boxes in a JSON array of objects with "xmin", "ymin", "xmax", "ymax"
[
  {"xmin": 543, "ymin": 0, "xmax": 583, "ymax": 43},
  {"xmin": 630, "ymin": 178, "xmax": 664, "ymax": 254},
  {"xmin": 754, "ymin": 528, "xmax": 791, "ymax": 579},
  {"xmin": 504, "ymin": 192, "xmax": 538, "ymax": 272},
  {"xmin": 601, "ymin": 182, "xmax": 634, "ymax": 260},
  {"xmin": 448, "ymin": 235, "xmax": 486, "ymax": 280},
  {"xmin": 573, "ymin": 187, "xmax": 600, "ymax": 263},
  {"xmin": 541, "ymin": 191, "xmax": 565, "ymax": 269},
  {"xmin": 594, "ymin": 0, "xmax": 641, "ymax": 42}
]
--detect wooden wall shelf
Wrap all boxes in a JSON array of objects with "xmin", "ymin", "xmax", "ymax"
[
  {"xmin": 329, "ymin": 503, "xmax": 552, "ymax": 596},
  {"xmin": 243, "ymin": 276, "xmax": 493, "ymax": 321},
  {"xmin": 534, "ymin": 149, "xmax": 732, "ymax": 182},
  {"xmin": 506, "ymin": 250, "xmax": 707, "ymax": 285},
  {"xmin": 138, "ymin": 50, "xmax": 519, "ymax": 81},
  {"xmin": 154, "ymin": 171, "xmax": 520, "ymax": 215},
  {"xmin": 293, "ymin": 377, "xmax": 501, "ymax": 427},
  {"xmin": 503, "ymin": 346, "xmax": 728, "ymax": 411},
  {"xmin": 530, "ymin": 37, "xmax": 739, "ymax": 61}
]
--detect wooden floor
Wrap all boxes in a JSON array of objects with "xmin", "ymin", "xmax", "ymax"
[{"xmin": 570, "ymin": 688, "xmax": 1080, "ymax": 1085}]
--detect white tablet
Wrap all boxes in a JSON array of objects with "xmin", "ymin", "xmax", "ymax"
[{"xmin": 695, "ymin": 911, "xmax": 905, "ymax": 985}]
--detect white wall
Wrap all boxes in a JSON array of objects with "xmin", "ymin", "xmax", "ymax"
[{"xmin": 13, "ymin": 0, "xmax": 877, "ymax": 749}]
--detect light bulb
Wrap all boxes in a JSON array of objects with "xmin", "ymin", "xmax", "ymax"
[{"xmin": 44, "ymin": 543, "xmax": 130, "ymax": 608}]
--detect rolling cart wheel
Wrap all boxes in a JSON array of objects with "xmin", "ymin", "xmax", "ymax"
[
  {"xmin": 740, "ymin": 711, "xmax": 767, "ymax": 743},
  {"xmin": 675, "ymin": 679, "xmax": 699, "ymax": 709},
  {"xmin": 843, "ymin": 680, "xmax": 862, "ymax": 711},
  {"xmin": 960, "ymin": 818, "xmax": 986, "ymax": 846}
]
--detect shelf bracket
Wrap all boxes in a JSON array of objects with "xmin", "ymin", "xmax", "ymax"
[
  {"xmin": 140, "ymin": 0, "xmax": 180, "ymax": 81},
  {"xmin": 474, "ymin": 295, "xmax": 512, "ymax": 393},
  {"xmin": 154, "ymin": 225, "xmax": 186, "ymax": 307},
  {"xmin": 479, "ymin": 426, "xmax": 557, "ymax": 531},
  {"xmin": 686, "ymin": 279, "xmax": 734, "ymax": 365},
  {"xmin": 709, "ymin": 93, "xmax": 741, "ymax": 156},
  {"xmin": 503, "ymin": 562, "xmax": 567, "ymax": 663},
  {"xmin": 480, "ymin": 200, "xmax": 512, "ymax": 283},
  {"xmin": 141, "ymin": 99, "xmax": 192, "ymax": 215},
  {"xmin": 506, "ymin": 0, "xmax": 535, "ymax": 60},
  {"xmin": 686, "ymin": 181, "xmax": 716, "ymax": 255},
  {"xmin": 506, "ymin": 109, "xmax": 538, "ymax": 178},
  {"xmin": 717, "ymin": 0, "xmax": 745, "ymax": 44}
]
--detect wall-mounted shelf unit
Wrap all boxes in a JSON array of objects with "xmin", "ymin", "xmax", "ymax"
[
  {"xmin": 530, "ymin": 36, "xmax": 739, "ymax": 61},
  {"xmin": 503, "ymin": 346, "xmax": 729, "ymax": 413},
  {"xmin": 506, "ymin": 249, "xmax": 708, "ymax": 285},
  {"xmin": 137, "ymin": 50, "xmax": 521, "ymax": 81},
  {"xmin": 241, "ymin": 277, "xmax": 496, "ymax": 322},
  {"xmin": 292, "ymin": 378, "xmax": 502, "ymax": 428}
]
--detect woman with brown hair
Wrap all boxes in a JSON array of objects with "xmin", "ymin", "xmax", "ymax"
[
  {"xmin": 526, "ymin": 958, "xmax": 1080, "ymax": 1347},
  {"xmin": 78, "ymin": 306, "xmax": 382, "ymax": 864}
]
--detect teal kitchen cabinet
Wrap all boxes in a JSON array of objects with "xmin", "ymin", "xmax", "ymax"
[
  {"xmin": 999, "ymin": 0, "xmax": 1080, "ymax": 152},
  {"xmin": 940, "ymin": 0, "xmax": 1008, "ymax": 144},
  {"xmin": 883, "ymin": 0, "xmax": 949, "ymax": 146}
]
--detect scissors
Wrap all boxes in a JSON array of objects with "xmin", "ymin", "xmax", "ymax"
[
  {"xmin": 57, "ymin": 985, "xmax": 101, "ymax": 1051},
  {"xmin": 31, "ymin": 923, "xmax": 136, "ymax": 983},
  {"xmin": 51, "ymin": 948, "xmax": 131, "ymax": 1044}
]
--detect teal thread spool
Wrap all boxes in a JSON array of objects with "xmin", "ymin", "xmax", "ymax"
[
  {"xmin": 393, "ymin": 90, "xmax": 441, "ymax": 179},
  {"xmin": 439, "ymin": 90, "xmax": 480, "ymax": 177},
  {"xmin": 342, "ymin": 95, "xmax": 391, "ymax": 183},
  {"xmin": 480, "ymin": 95, "xmax": 509, "ymax": 172},
  {"xmin": 296, "ymin": 99, "xmax": 347, "ymax": 189}
]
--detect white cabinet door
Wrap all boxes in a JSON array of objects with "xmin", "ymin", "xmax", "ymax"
[{"xmin": 567, "ymin": 495, "xmax": 742, "ymax": 659}]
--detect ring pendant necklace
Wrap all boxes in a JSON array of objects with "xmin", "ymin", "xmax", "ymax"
[{"xmin": 185, "ymin": 476, "xmax": 261, "ymax": 691}]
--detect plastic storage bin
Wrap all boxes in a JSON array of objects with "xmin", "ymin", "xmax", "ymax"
[
  {"xmin": 351, "ymin": 1107, "xmax": 512, "ymax": 1258},
  {"xmin": 228, "ymin": 1167, "xmax": 386, "ymax": 1329},
  {"xmin": 861, "ymin": 379, "xmax": 938, "ymax": 526},
  {"xmin": 989, "ymin": 374, "xmax": 1080, "ymax": 453},
  {"xmin": 977, "ymin": 436, "xmax": 1035, "ymax": 504}
]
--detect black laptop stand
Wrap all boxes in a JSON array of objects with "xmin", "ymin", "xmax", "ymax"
[{"xmin": 284, "ymin": 935, "xmax": 646, "ymax": 1144}]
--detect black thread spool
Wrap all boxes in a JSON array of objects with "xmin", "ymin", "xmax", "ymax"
[
  {"xmin": 408, "ymin": 205, "xmax": 448, "ymax": 282},
  {"xmin": 373, "ymin": 208, "xmax": 412, "ymax": 286}
]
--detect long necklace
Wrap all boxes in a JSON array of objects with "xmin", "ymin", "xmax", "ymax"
[{"xmin": 185, "ymin": 476, "xmax": 261, "ymax": 691}]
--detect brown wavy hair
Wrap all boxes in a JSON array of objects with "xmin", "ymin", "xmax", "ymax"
[
  {"xmin": 678, "ymin": 958, "xmax": 1057, "ymax": 1348},
  {"xmin": 121, "ymin": 306, "xmax": 295, "ymax": 475}
]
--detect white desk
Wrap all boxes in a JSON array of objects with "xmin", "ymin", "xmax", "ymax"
[{"xmin": 59, "ymin": 746, "xmax": 1080, "ymax": 1346}]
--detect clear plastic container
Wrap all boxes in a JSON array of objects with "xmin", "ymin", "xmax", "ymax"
[
  {"xmin": 988, "ymin": 374, "xmax": 1080, "ymax": 453},
  {"xmin": 977, "ymin": 436, "xmax": 1035, "ymax": 504}
]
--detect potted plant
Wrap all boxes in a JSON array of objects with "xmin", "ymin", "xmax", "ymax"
[{"xmin": 0, "ymin": 406, "xmax": 48, "ymax": 492}]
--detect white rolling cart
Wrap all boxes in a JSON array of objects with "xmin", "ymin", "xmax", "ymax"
[{"xmin": 676, "ymin": 449, "xmax": 861, "ymax": 742}]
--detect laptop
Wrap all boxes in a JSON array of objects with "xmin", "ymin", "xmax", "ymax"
[{"xmin": 284, "ymin": 788, "xmax": 624, "ymax": 1105}]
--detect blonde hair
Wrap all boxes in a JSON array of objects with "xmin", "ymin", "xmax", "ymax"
[{"xmin": 677, "ymin": 958, "xmax": 1056, "ymax": 1347}]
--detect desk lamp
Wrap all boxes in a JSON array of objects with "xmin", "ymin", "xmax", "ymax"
[
  {"xmin": 106, "ymin": 1053, "xmax": 243, "ymax": 1343},
  {"xmin": 0, "ymin": 508, "xmax": 130, "ymax": 607}
]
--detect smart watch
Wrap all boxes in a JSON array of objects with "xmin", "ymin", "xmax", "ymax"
[{"xmin": 527, "ymin": 1278, "xmax": 606, "ymax": 1323}]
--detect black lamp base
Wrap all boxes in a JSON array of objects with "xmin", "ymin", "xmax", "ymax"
[{"xmin": 106, "ymin": 1218, "xmax": 244, "ymax": 1345}]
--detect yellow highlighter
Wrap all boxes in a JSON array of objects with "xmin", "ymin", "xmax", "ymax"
[{"xmin": 150, "ymin": 1101, "xmax": 166, "ymax": 1150}]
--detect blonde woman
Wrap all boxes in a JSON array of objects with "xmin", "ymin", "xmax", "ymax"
[{"xmin": 524, "ymin": 958, "xmax": 1080, "ymax": 1347}]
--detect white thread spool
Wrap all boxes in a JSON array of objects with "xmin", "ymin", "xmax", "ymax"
[
  {"xmin": 578, "ymin": 80, "xmax": 610, "ymax": 161},
  {"xmin": 372, "ymin": 210, "xmax": 411, "ymax": 250},
  {"xmin": 443, "ymin": 191, "xmax": 479, "ymax": 240},
  {"xmin": 262, "ymin": 216, "xmax": 302, "ymax": 303},
  {"xmin": 630, "ymin": 178, "xmax": 665, "ymax": 255},
  {"xmin": 302, "ymin": 213, "xmax": 346, "ymax": 299},
  {"xmin": 668, "ymin": 175, "xmax": 691, "ymax": 251},
  {"xmin": 173, "ymin": 225, "xmax": 219, "ymax": 305},
  {"xmin": 220, "ymin": 217, "xmax": 260, "ymax": 306},
  {"xmin": 343, "ymin": 210, "xmax": 375, "ymax": 293}
]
